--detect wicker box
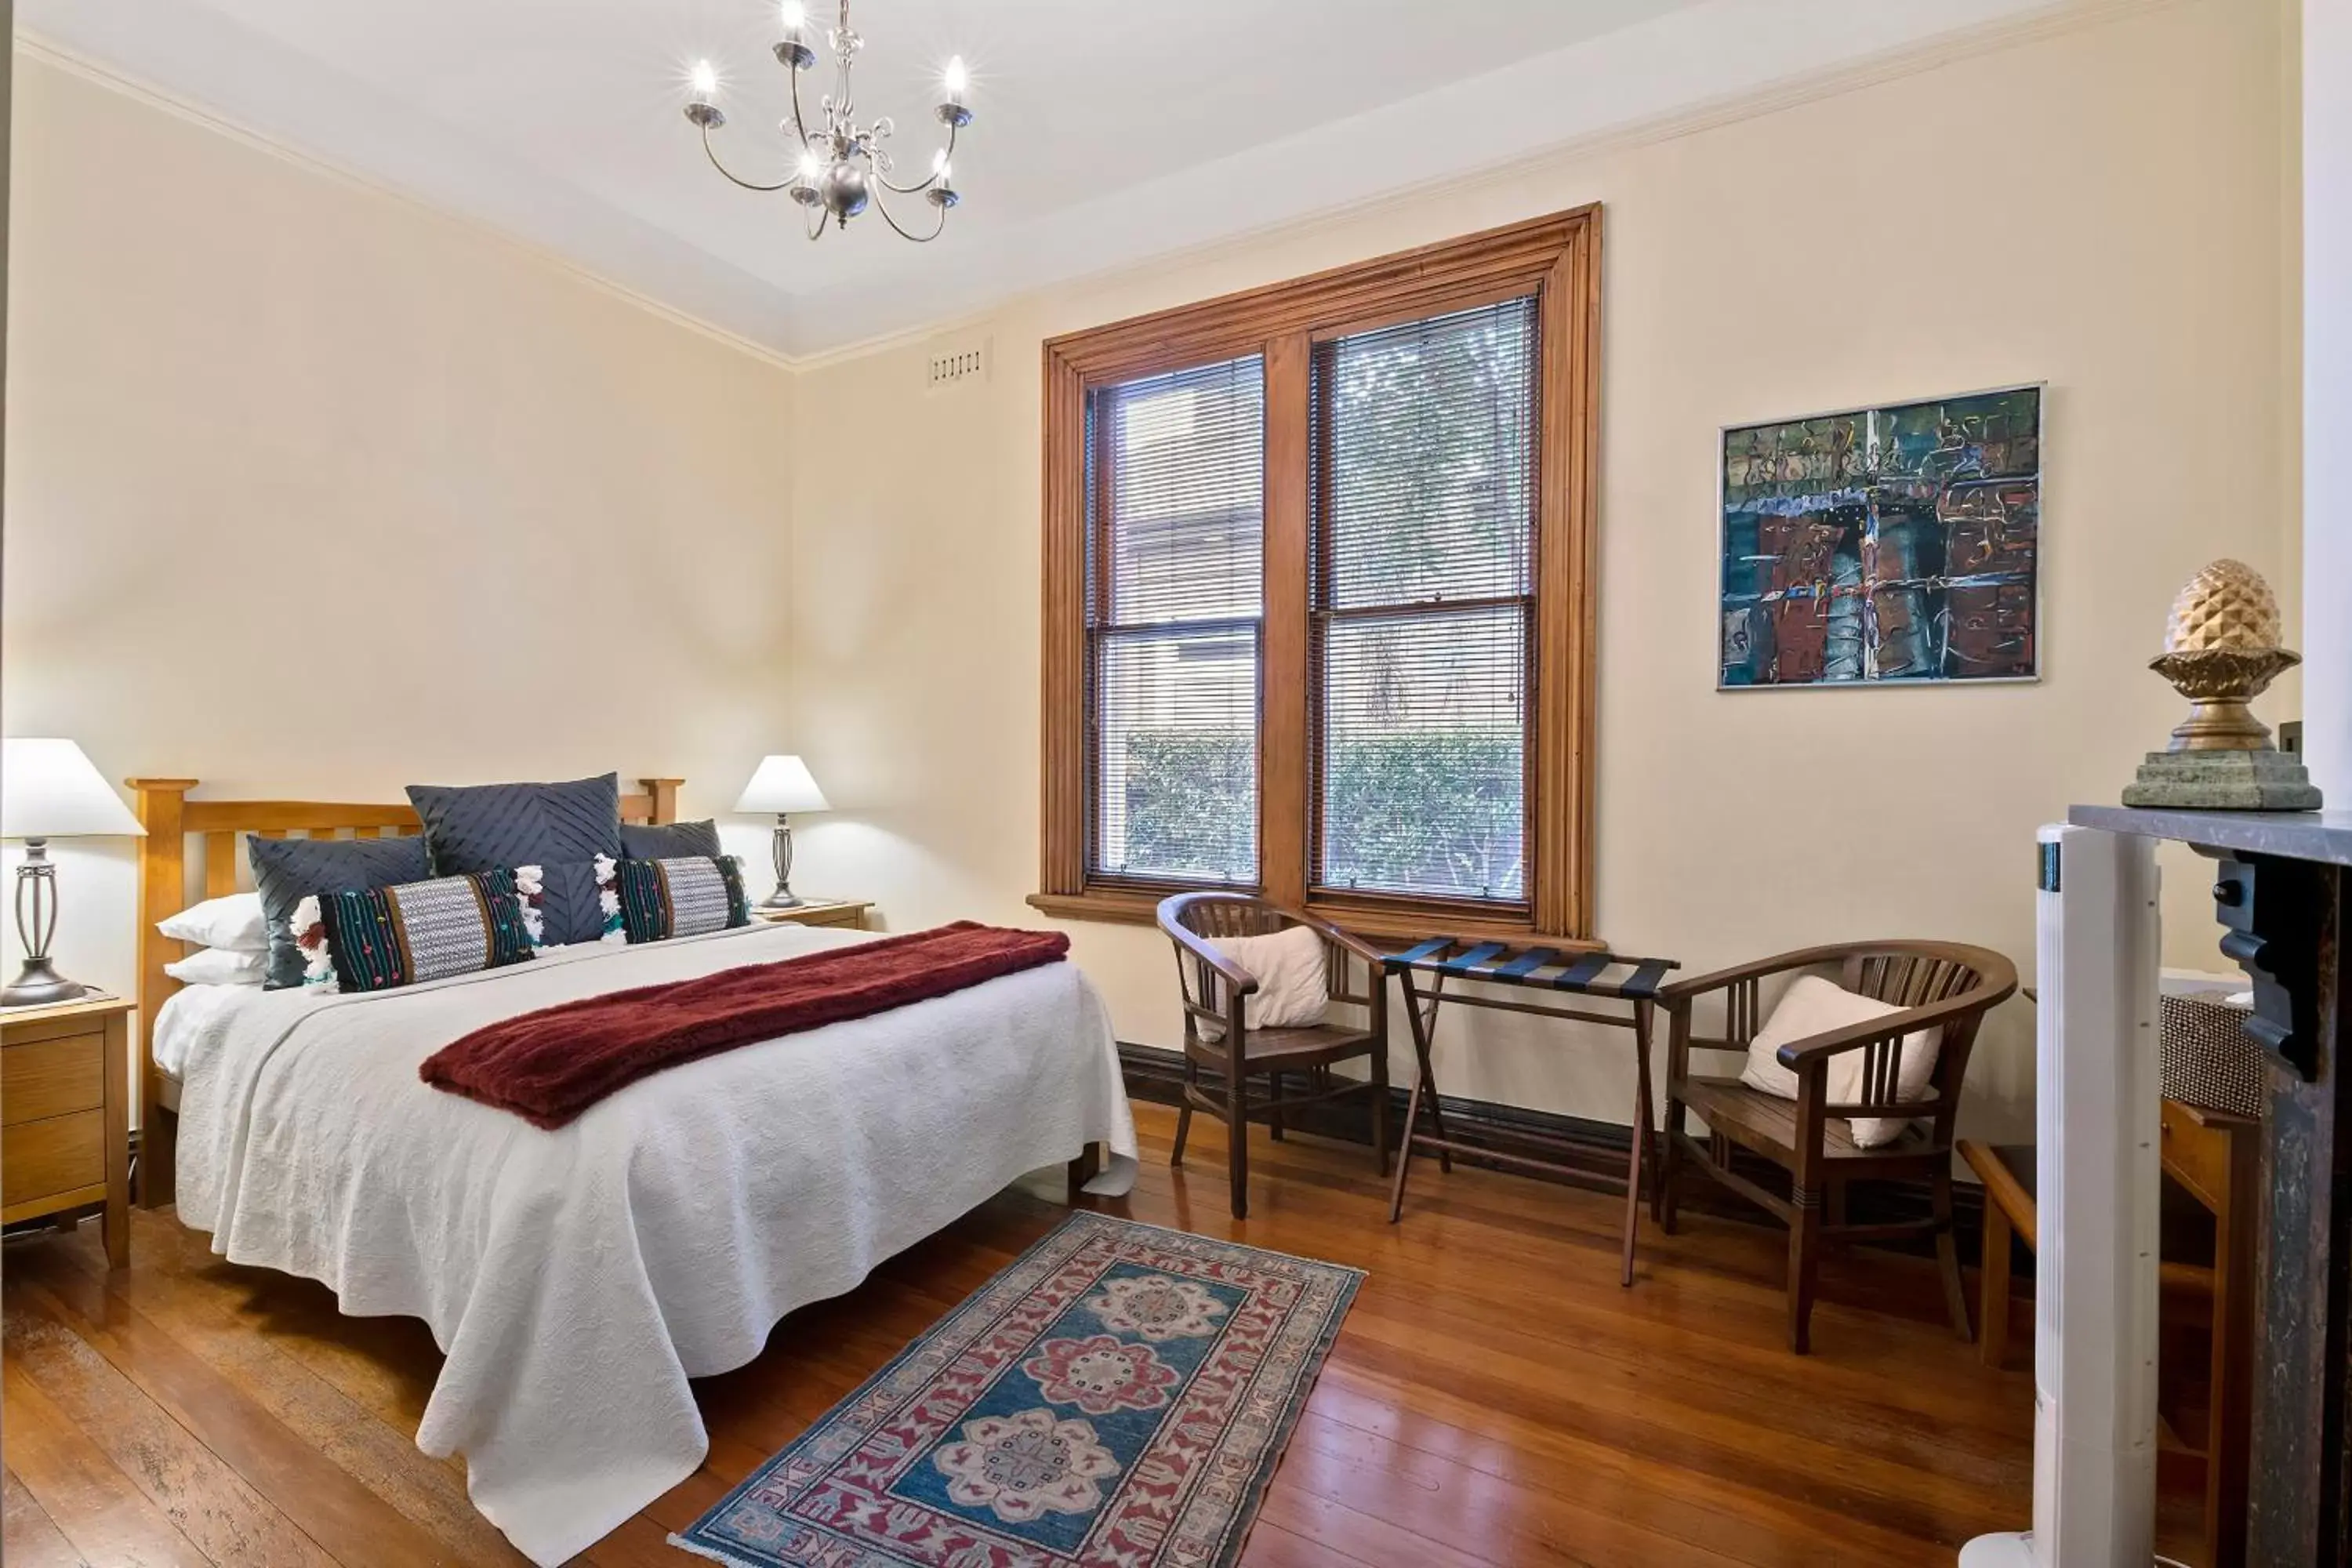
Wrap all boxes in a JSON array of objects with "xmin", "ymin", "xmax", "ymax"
[{"xmin": 2159, "ymin": 972, "xmax": 2263, "ymax": 1120}]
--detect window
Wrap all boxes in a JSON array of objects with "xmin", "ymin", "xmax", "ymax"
[
  {"xmin": 1313, "ymin": 299, "xmax": 1537, "ymax": 907},
  {"xmin": 1089, "ymin": 358, "xmax": 1264, "ymax": 884},
  {"xmin": 1035, "ymin": 208, "xmax": 1600, "ymax": 942}
]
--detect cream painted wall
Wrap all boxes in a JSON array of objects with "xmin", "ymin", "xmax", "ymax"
[
  {"xmin": 786, "ymin": 0, "xmax": 2302, "ymax": 1142},
  {"xmin": 2, "ymin": 56, "xmax": 798, "ymax": 1003},
  {"xmin": 2308, "ymin": 0, "xmax": 2349, "ymax": 799}
]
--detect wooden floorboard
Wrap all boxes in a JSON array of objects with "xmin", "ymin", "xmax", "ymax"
[
  {"xmin": 0, "ymin": 1104, "xmax": 2203, "ymax": 1565},
  {"xmin": 2, "ymin": 1467, "xmax": 96, "ymax": 1568},
  {"xmin": 2, "ymin": 1343, "xmax": 221, "ymax": 1568}
]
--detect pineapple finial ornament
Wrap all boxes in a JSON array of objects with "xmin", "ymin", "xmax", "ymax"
[{"xmin": 2122, "ymin": 559, "xmax": 2321, "ymax": 809}]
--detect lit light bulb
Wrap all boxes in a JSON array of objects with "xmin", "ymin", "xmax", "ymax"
[
  {"xmin": 943, "ymin": 56, "xmax": 968, "ymax": 102},
  {"xmin": 689, "ymin": 60, "xmax": 718, "ymax": 99},
  {"xmin": 779, "ymin": 0, "xmax": 805, "ymax": 32},
  {"xmin": 797, "ymin": 144, "xmax": 827, "ymax": 183}
]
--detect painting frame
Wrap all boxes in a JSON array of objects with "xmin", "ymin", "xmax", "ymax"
[{"xmin": 1716, "ymin": 381, "xmax": 2045, "ymax": 691}]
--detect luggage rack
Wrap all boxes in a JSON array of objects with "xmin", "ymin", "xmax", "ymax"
[{"xmin": 1382, "ymin": 938, "xmax": 1681, "ymax": 1285}]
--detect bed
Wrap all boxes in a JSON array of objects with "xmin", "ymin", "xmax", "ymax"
[{"xmin": 128, "ymin": 779, "xmax": 1138, "ymax": 1567}]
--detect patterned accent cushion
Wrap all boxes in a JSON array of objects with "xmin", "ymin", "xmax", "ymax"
[
  {"xmin": 616, "ymin": 855, "xmax": 750, "ymax": 943},
  {"xmin": 249, "ymin": 833, "xmax": 433, "ymax": 989},
  {"xmin": 619, "ymin": 818, "xmax": 721, "ymax": 860},
  {"xmin": 292, "ymin": 868, "xmax": 539, "ymax": 994},
  {"xmin": 406, "ymin": 774, "xmax": 622, "ymax": 948}
]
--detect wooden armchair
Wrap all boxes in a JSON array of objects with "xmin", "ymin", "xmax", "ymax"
[
  {"xmin": 1156, "ymin": 892, "xmax": 1390, "ymax": 1220},
  {"xmin": 1657, "ymin": 941, "xmax": 2018, "ymax": 1352}
]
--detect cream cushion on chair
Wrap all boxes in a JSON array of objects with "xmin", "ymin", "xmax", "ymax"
[
  {"xmin": 1207, "ymin": 926, "xmax": 1330, "ymax": 1030},
  {"xmin": 1740, "ymin": 974, "xmax": 1943, "ymax": 1148}
]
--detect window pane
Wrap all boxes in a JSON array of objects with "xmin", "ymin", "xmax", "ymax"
[
  {"xmin": 1318, "ymin": 300, "xmax": 1537, "ymax": 610},
  {"xmin": 1094, "ymin": 625, "xmax": 1258, "ymax": 883},
  {"xmin": 1088, "ymin": 356, "xmax": 1264, "ymax": 885},
  {"xmin": 1319, "ymin": 607, "xmax": 1526, "ymax": 901},
  {"xmin": 1313, "ymin": 299, "xmax": 1537, "ymax": 903},
  {"xmin": 1108, "ymin": 365, "xmax": 1264, "ymax": 626}
]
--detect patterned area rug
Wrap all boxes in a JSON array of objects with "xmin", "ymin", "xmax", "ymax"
[{"xmin": 672, "ymin": 1211, "xmax": 1363, "ymax": 1568}]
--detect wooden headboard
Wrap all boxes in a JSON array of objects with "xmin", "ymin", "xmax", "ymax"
[{"xmin": 125, "ymin": 776, "xmax": 682, "ymax": 1207}]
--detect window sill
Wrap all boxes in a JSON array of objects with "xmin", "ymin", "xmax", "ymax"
[
  {"xmin": 1025, "ymin": 890, "xmax": 1167, "ymax": 927},
  {"xmin": 1026, "ymin": 887, "xmax": 1603, "ymax": 953}
]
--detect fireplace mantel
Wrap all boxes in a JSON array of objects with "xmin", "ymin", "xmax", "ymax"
[
  {"xmin": 2064, "ymin": 805, "xmax": 2350, "ymax": 1566},
  {"xmin": 2069, "ymin": 804, "xmax": 2352, "ymax": 868}
]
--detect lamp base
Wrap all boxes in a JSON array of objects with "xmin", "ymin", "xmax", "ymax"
[
  {"xmin": 0, "ymin": 956, "xmax": 92, "ymax": 1009},
  {"xmin": 760, "ymin": 888, "xmax": 808, "ymax": 910}
]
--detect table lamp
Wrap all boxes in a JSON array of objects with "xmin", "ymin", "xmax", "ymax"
[
  {"xmin": 2, "ymin": 739, "xmax": 146, "ymax": 1007},
  {"xmin": 734, "ymin": 755, "xmax": 830, "ymax": 909}
]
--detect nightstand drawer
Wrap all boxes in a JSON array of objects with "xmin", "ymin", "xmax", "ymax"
[
  {"xmin": 2, "ymin": 1109, "xmax": 105, "ymax": 1207},
  {"xmin": 4, "ymin": 1031, "xmax": 106, "ymax": 1125}
]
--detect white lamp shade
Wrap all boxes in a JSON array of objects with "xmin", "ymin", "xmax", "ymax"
[
  {"xmin": 735, "ymin": 754, "xmax": 830, "ymax": 815},
  {"xmin": 2, "ymin": 739, "xmax": 145, "ymax": 839}
]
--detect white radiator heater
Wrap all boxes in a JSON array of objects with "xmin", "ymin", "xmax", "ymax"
[{"xmin": 1961, "ymin": 825, "xmax": 2162, "ymax": 1567}]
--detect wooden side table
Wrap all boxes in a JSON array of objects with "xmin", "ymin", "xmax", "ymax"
[
  {"xmin": 2, "ymin": 994, "xmax": 132, "ymax": 1268},
  {"xmin": 754, "ymin": 898, "xmax": 872, "ymax": 931}
]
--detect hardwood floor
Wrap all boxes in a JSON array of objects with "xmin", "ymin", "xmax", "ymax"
[{"xmin": 0, "ymin": 1103, "xmax": 2067, "ymax": 1566}]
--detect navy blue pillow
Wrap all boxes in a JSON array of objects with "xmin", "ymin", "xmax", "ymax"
[
  {"xmin": 405, "ymin": 774, "xmax": 623, "ymax": 947},
  {"xmin": 249, "ymin": 833, "xmax": 433, "ymax": 989},
  {"xmin": 619, "ymin": 818, "xmax": 721, "ymax": 860}
]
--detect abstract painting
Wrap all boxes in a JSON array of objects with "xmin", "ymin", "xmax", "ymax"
[{"xmin": 1719, "ymin": 385, "xmax": 2040, "ymax": 687}]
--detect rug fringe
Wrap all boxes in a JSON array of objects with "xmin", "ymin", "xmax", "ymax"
[{"xmin": 667, "ymin": 1531, "xmax": 765, "ymax": 1567}]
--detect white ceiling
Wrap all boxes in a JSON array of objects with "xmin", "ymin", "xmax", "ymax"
[{"xmin": 21, "ymin": 0, "xmax": 2078, "ymax": 361}]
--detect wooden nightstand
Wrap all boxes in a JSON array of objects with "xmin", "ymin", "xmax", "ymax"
[
  {"xmin": 754, "ymin": 898, "xmax": 873, "ymax": 931},
  {"xmin": 2, "ymin": 994, "xmax": 132, "ymax": 1267}
]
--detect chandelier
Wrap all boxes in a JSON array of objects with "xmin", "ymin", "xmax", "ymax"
[{"xmin": 685, "ymin": 1, "xmax": 971, "ymax": 244}]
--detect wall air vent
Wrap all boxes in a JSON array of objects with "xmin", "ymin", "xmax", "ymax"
[{"xmin": 925, "ymin": 338, "xmax": 990, "ymax": 393}]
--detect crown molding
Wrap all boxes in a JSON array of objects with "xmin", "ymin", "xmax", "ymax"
[{"xmin": 11, "ymin": 30, "xmax": 804, "ymax": 375}]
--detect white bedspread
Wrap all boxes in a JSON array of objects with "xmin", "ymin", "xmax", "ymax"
[{"xmin": 173, "ymin": 922, "xmax": 1136, "ymax": 1566}]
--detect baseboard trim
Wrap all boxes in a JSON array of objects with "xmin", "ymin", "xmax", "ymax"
[{"xmin": 1117, "ymin": 1041, "xmax": 1998, "ymax": 1269}]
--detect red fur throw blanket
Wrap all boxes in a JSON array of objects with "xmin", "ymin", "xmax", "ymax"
[{"xmin": 419, "ymin": 921, "xmax": 1071, "ymax": 1128}]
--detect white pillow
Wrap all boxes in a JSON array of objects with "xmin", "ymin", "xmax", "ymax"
[
  {"xmin": 1740, "ymin": 974, "xmax": 1942, "ymax": 1148},
  {"xmin": 1206, "ymin": 925, "xmax": 1330, "ymax": 1030},
  {"xmin": 164, "ymin": 946, "xmax": 270, "ymax": 986},
  {"xmin": 158, "ymin": 892, "xmax": 268, "ymax": 953}
]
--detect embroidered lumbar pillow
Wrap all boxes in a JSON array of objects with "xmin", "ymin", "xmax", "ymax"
[
  {"xmin": 1740, "ymin": 974, "xmax": 1943, "ymax": 1148},
  {"xmin": 615, "ymin": 855, "xmax": 750, "ymax": 943},
  {"xmin": 292, "ymin": 867, "xmax": 541, "ymax": 994}
]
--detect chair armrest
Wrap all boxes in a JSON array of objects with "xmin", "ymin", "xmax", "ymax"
[
  {"xmin": 1158, "ymin": 916, "xmax": 1260, "ymax": 994},
  {"xmin": 1772, "ymin": 982, "xmax": 2016, "ymax": 1070},
  {"xmin": 1656, "ymin": 944, "xmax": 1872, "ymax": 1006}
]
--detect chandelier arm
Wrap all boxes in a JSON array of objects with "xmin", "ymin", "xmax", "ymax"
[
  {"xmin": 701, "ymin": 125, "xmax": 794, "ymax": 192},
  {"xmin": 874, "ymin": 118, "xmax": 956, "ymax": 196},
  {"xmin": 786, "ymin": 53, "xmax": 814, "ymax": 149},
  {"xmin": 804, "ymin": 201, "xmax": 829, "ymax": 242},
  {"xmin": 870, "ymin": 185, "xmax": 946, "ymax": 243}
]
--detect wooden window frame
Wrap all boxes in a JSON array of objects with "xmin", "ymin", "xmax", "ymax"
[{"xmin": 1030, "ymin": 205, "xmax": 1602, "ymax": 946}]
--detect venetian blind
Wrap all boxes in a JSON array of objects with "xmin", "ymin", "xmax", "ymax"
[
  {"xmin": 1311, "ymin": 297, "xmax": 1538, "ymax": 904},
  {"xmin": 1087, "ymin": 356, "xmax": 1265, "ymax": 884}
]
